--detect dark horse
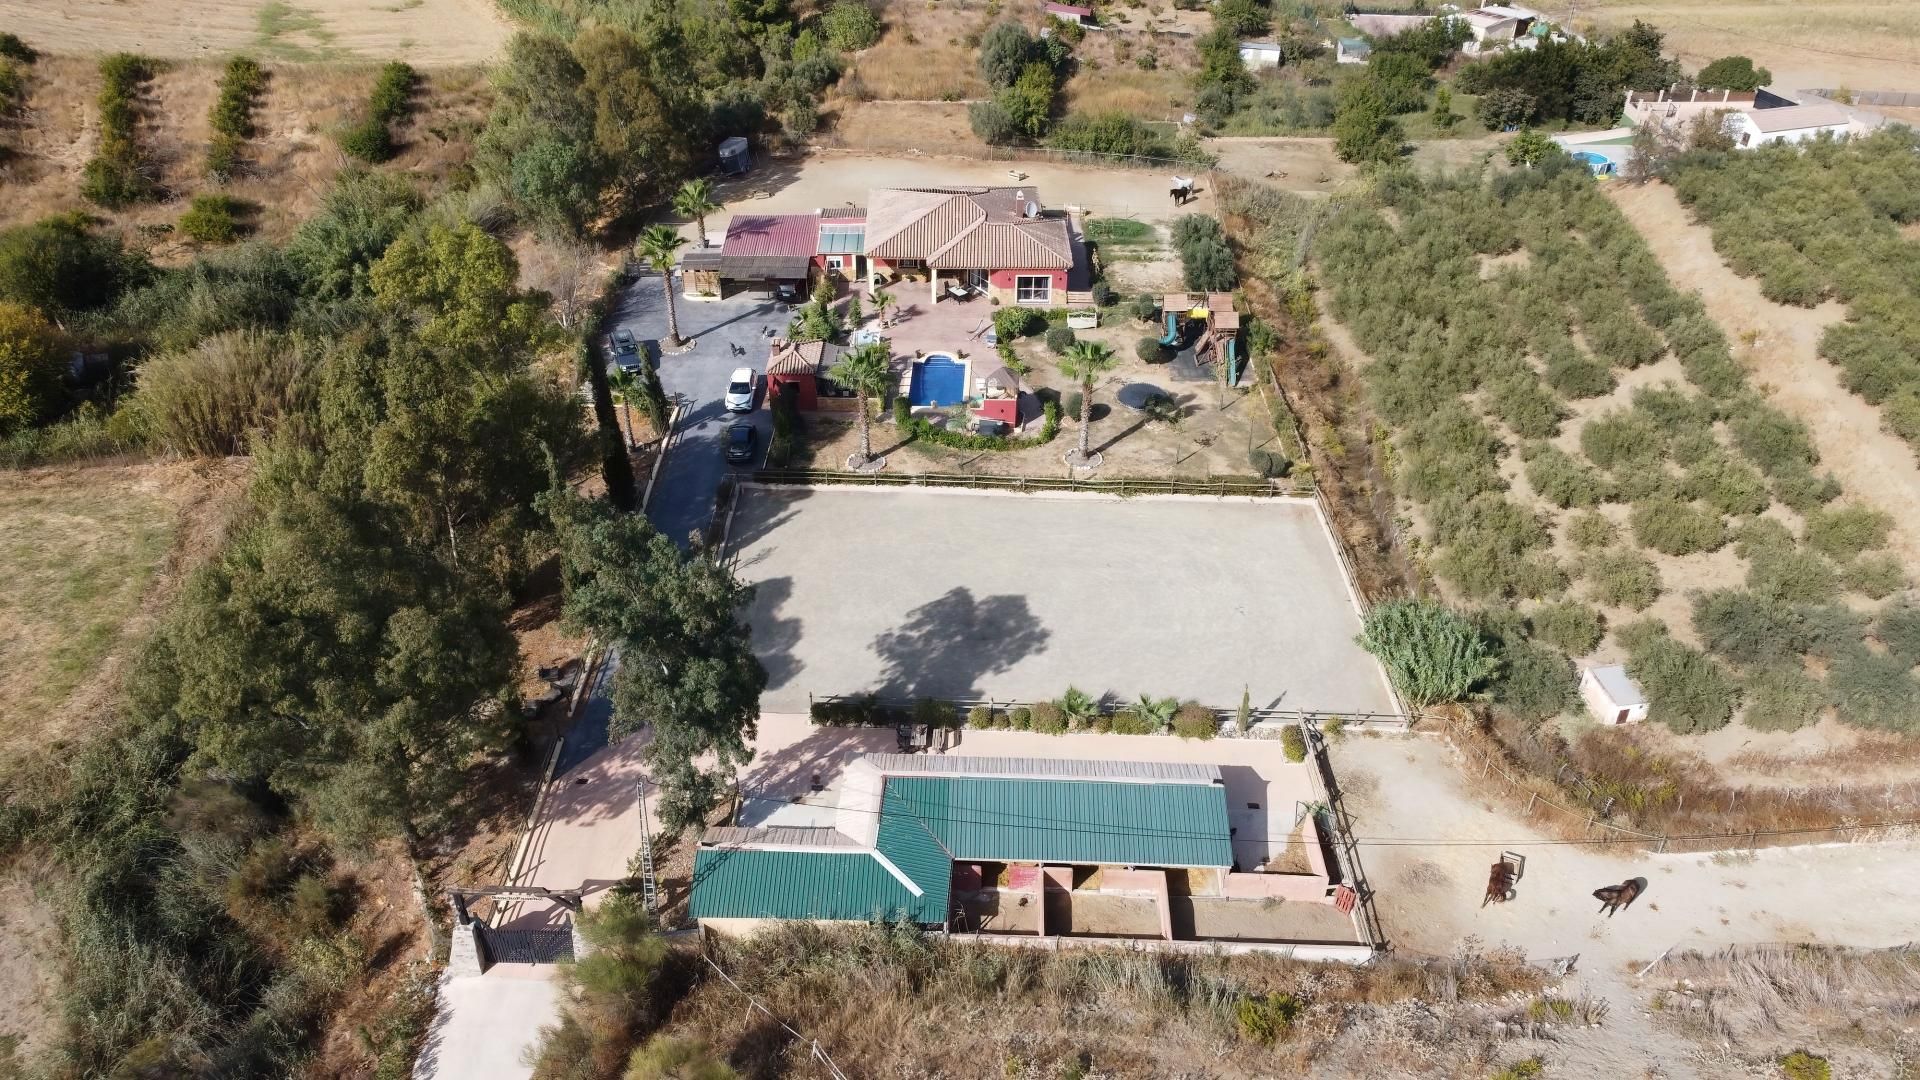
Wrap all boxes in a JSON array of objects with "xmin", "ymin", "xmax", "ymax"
[{"xmin": 1593, "ymin": 877, "xmax": 1647, "ymax": 917}]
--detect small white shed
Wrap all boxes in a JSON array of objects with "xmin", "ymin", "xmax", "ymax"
[{"xmin": 1580, "ymin": 665, "xmax": 1648, "ymax": 725}]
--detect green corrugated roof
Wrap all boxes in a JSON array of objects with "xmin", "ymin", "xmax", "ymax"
[
  {"xmin": 689, "ymin": 848, "xmax": 946, "ymax": 923},
  {"xmin": 691, "ymin": 774, "xmax": 1232, "ymax": 925},
  {"xmin": 886, "ymin": 777, "xmax": 1232, "ymax": 869}
]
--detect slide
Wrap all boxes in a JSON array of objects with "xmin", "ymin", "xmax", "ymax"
[
  {"xmin": 1225, "ymin": 337, "xmax": 1240, "ymax": 386},
  {"xmin": 1159, "ymin": 311, "xmax": 1181, "ymax": 346}
]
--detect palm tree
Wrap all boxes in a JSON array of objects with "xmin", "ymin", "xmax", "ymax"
[
  {"xmin": 872, "ymin": 289, "xmax": 895, "ymax": 328},
  {"xmin": 1058, "ymin": 340, "xmax": 1118, "ymax": 465},
  {"xmin": 827, "ymin": 341, "xmax": 893, "ymax": 468},
  {"xmin": 1134, "ymin": 693, "xmax": 1178, "ymax": 733},
  {"xmin": 636, "ymin": 224, "xmax": 688, "ymax": 347},
  {"xmin": 606, "ymin": 366, "xmax": 639, "ymax": 447},
  {"xmin": 1059, "ymin": 686, "xmax": 1100, "ymax": 730},
  {"xmin": 673, "ymin": 178, "xmax": 720, "ymax": 247}
]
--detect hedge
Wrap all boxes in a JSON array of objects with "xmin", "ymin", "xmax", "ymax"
[
  {"xmin": 81, "ymin": 53, "xmax": 159, "ymax": 208},
  {"xmin": 206, "ymin": 56, "xmax": 265, "ymax": 180},
  {"xmin": 337, "ymin": 61, "xmax": 416, "ymax": 164},
  {"xmin": 902, "ymin": 399, "xmax": 1059, "ymax": 451}
]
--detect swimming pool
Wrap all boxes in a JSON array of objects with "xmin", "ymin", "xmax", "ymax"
[{"xmin": 907, "ymin": 354, "xmax": 968, "ymax": 407}]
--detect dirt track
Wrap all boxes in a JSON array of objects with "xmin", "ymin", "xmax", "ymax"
[
  {"xmin": 1608, "ymin": 181, "xmax": 1920, "ymax": 573},
  {"xmin": 0, "ymin": 0, "xmax": 511, "ymax": 65}
]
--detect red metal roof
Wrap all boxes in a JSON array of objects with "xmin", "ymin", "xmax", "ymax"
[{"xmin": 722, "ymin": 214, "xmax": 820, "ymax": 258}]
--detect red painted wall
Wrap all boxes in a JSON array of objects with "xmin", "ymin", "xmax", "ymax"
[
  {"xmin": 988, "ymin": 268, "xmax": 1067, "ymax": 303},
  {"xmin": 769, "ymin": 373, "xmax": 818, "ymax": 411}
]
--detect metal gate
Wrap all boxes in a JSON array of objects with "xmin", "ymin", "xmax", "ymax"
[{"xmin": 478, "ymin": 925, "xmax": 574, "ymax": 966}]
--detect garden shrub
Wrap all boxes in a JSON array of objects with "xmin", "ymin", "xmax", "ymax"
[
  {"xmin": 337, "ymin": 61, "xmax": 415, "ymax": 164},
  {"xmin": 1043, "ymin": 325, "xmax": 1075, "ymax": 352},
  {"xmin": 967, "ymin": 705, "xmax": 994, "ymax": 729},
  {"xmin": 1745, "ymin": 544, "xmax": 1839, "ymax": 605},
  {"xmin": 1543, "ymin": 344, "xmax": 1614, "ymax": 399},
  {"xmin": 1171, "ymin": 703, "xmax": 1217, "ymax": 740},
  {"xmin": 1090, "ymin": 280, "xmax": 1117, "ymax": 307},
  {"xmin": 1235, "ymin": 993, "xmax": 1300, "ymax": 1045},
  {"xmin": 1279, "ymin": 725, "xmax": 1306, "ymax": 762},
  {"xmin": 809, "ymin": 696, "xmax": 878, "ymax": 726},
  {"xmin": 1491, "ymin": 638, "xmax": 1576, "ymax": 722},
  {"xmin": 1486, "ymin": 373, "xmax": 1565, "ymax": 440},
  {"xmin": 1841, "ymin": 553, "xmax": 1904, "ymax": 599},
  {"xmin": 903, "ymin": 399, "xmax": 1060, "ymax": 451},
  {"xmin": 1691, "ymin": 589, "xmax": 1803, "ymax": 667},
  {"xmin": 1355, "ymin": 598, "xmax": 1498, "ymax": 708},
  {"xmin": 1682, "ymin": 451, "xmax": 1770, "ymax": 517},
  {"xmin": 1566, "ymin": 511, "xmax": 1617, "ymax": 550},
  {"xmin": 992, "ymin": 306, "xmax": 1042, "ymax": 340},
  {"xmin": 178, "ymin": 194, "xmax": 243, "ymax": 244},
  {"xmin": 1008, "ymin": 706, "xmax": 1033, "ymax": 731},
  {"xmin": 1617, "ymin": 620, "xmax": 1739, "ymax": 734},
  {"xmin": 1804, "ymin": 504, "xmax": 1893, "ymax": 560},
  {"xmin": 821, "ymin": 1, "xmax": 881, "ymax": 51},
  {"xmin": 1247, "ymin": 448, "xmax": 1290, "ymax": 478},
  {"xmin": 81, "ymin": 53, "xmax": 159, "ymax": 208},
  {"xmin": 1580, "ymin": 409, "xmax": 1663, "ymax": 470},
  {"xmin": 1530, "ymin": 601, "xmax": 1604, "ymax": 655},
  {"xmin": 1741, "ymin": 665, "xmax": 1827, "ymax": 733},
  {"xmin": 1028, "ymin": 701, "xmax": 1067, "ymax": 734},
  {"xmin": 1061, "ymin": 391, "xmax": 1082, "ymax": 419},
  {"xmin": 1524, "ymin": 444, "xmax": 1603, "ymax": 508},
  {"xmin": 1129, "ymin": 293, "xmax": 1159, "ymax": 322},
  {"xmin": 1827, "ymin": 650, "xmax": 1920, "ymax": 733},
  {"xmin": 1108, "ymin": 709, "xmax": 1154, "ymax": 735},
  {"xmin": 206, "ymin": 56, "xmax": 265, "ymax": 179},
  {"xmin": 1585, "ymin": 549, "xmax": 1661, "ymax": 610},
  {"xmin": 1135, "ymin": 337, "xmax": 1167, "ymax": 363},
  {"xmin": 1630, "ymin": 497, "xmax": 1726, "ymax": 556},
  {"xmin": 1728, "ymin": 402, "xmax": 1818, "ymax": 476},
  {"xmin": 1171, "ymin": 214, "xmax": 1236, "ymax": 291}
]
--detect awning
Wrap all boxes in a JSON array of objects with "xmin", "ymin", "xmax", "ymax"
[{"xmin": 721, "ymin": 255, "xmax": 811, "ymax": 281}]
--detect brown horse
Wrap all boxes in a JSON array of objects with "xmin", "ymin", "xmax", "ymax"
[{"xmin": 1593, "ymin": 877, "xmax": 1646, "ymax": 917}]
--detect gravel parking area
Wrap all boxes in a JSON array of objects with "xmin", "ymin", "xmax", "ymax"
[{"xmin": 728, "ymin": 485, "xmax": 1398, "ymax": 716}]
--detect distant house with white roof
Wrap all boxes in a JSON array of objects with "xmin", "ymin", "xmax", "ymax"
[
  {"xmin": 1238, "ymin": 40, "xmax": 1285, "ymax": 70},
  {"xmin": 1580, "ymin": 665, "xmax": 1648, "ymax": 725},
  {"xmin": 1459, "ymin": 4, "xmax": 1543, "ymax": 52}
]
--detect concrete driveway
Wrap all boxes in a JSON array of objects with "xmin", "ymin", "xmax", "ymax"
[
  {"xmin": 727, "ymin": 485, "xmax": 1399, "ymax": 715},
  {"xmin": 605, "ymin": 275, "xmax": 790, "ymax": 547}
]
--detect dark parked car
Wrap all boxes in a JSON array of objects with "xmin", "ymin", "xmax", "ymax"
[{"xmin": 723, "ymin": 422, "xmax": 758, "ymax": 464}]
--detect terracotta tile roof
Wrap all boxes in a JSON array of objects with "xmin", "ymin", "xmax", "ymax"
[
  {"xmin": 766, "ymin": 338, "xmax": 842, "ymax": 375},
  {"xmin": 723, "ymin": 214, "xmax": 819, "ymax": 258},
  {"xmin": 864, "ymin": 187, "xmax": 1073, "ymax": 270}
]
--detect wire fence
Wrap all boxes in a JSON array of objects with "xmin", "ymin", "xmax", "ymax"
[{"xmin": 1303, "ymin": 719, "xmax": 1388, "ymax": 953}]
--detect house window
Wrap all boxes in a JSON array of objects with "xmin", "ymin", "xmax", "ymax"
[
  {"xmin": 895, "ymin": 258, "xmax": 925, "ymax": 269},
  {"xmin": 824, "ymin": 255, "xmax": 845, "ymax": 272},
  {"xmin": 1015, "ymin": 274, "xmax": 1051, "ymax": 304}
]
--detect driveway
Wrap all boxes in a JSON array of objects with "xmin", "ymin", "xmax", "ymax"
[
  {"xmin": 727, "ymin": 485, "xmax": 1400, "ymax": 715},
  {"xmin": 604, "ymin": 275, "xmax": 791, "ymax": 547}
]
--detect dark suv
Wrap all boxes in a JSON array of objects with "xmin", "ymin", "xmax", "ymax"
[{"xmin": 723, "ymin": 422, "xmax": 758, "ymax": 464}]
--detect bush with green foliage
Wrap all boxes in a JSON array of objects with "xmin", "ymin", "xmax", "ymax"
[
  {"xmin": 1741, "ymin": 665, "xmax": 1827, "ymax": 732},
  {"xmin": 1171, "ymin": 213, "xmax": 1236, "ymax": 292},
  {"xmin": 1841, "ymin": 553, "xmax": 1905, "ymax": 599},
  {"xmin": 1356, "ymin": 599, "xmax": 1498, "ymax": 709},
  {"xmin": 1804, "ymin": 504, "xmax": 1893, "ymax": 560},
  {"xmin": 1696, "ymin": 55, "xmax": 1771, "ymax": 91},
  {"xmin": 1566, "ymin": 511, "xmax": 1618, "ymax": 550},
  {"xmin": 1828, "ymin": 650, "xmax": 1920, "ymax": 733},
  {"xmin": 1630, "ymin": 497, "xmax": 1726, "ymax": 556},
  {"xmin": 1136, "ymin": 336, "xmax": 1167, "ymax": 363},
  {"xmin": 1171, "ymin": 702, "xmax": 1218, "ymax": 740},
  {"xmin": 1617, "ymin": 620, "xmax": 1739, "ymax": 733},
  {"xmin": 1247, "ymin": 447, "xmax": 1290, "ymax": 478},
  {"xmin": 821, "ymin": 1, "xmax": 881, "ymax": 51},
  {"xmin": 1745, "ymin": 543, "xmax": 1839, "ymax": 605},
  {"xmin": 1530, "ymin": 601, "xmax": 1604, "ymax": 655},
  {"xmin": 338, "ymin": 62, "xmax": 415, "ymax": 164},
  {"xmin": 0, "ymin": 301, "xmax": 66, "ymax": 436},
  {"xmin": 1044, "ymin": 325, "xmax": 1076, "ymax": 352},
  {"xmin": 1491, "ymin": 637, "xmax": 1577, "ymax": 722},
  {"xmin": 993, "ymin": 305, "xmax": 1043, "ymax": 341},
  {"xmin": 178, "ymin": 193, "xmax": 245, "ymax": 244},
  {"xmin": 207, "ymin": 56, "xmax": 265, "ymax": 179},
  {"xmin": 1279, "ymin": 724, "xmax": 1306, "ymax": 762},
  {"xmin": 1028, "ymin": 700, "xmax": 1067, "ymax": 734},
  {"xmin": 82, "ymin": 53, "xmax": 159, "ymax": 207},
  {"xmin": 1235, "ymin": 992, "xmax": 1301, "ymax": 1045},
  {"xmin": 1524, "ymin": 444, "xmax": 1603, "ymax": 508},
  {"xmin": 1585, "ymin": 549, "xmax": 1661, "ymax": 610},
  {"xmin": 1691, "ymin": 589, "xmax": 1806, "ymax": 667}
]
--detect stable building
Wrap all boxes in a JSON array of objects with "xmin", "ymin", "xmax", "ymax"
[{"xmin": 1580, "ymin": 665, "xmax": 1649, "ymax": 725}]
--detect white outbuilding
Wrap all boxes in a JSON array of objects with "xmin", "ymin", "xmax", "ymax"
[{"xmin": 1580, "ymin": 665, "xmax": 1648, "ymax": 725}]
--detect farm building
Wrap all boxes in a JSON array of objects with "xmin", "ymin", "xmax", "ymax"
[
  {"xmin": 1459, "ymin": 4, "xmax": 1543, "ymax": 50},
  {"xmin": 1727, "ymin": 102, "xmax": 1853, "ymax": 146},
  {"xmin": 1346, "ymin": 12, "xmax": 1434, "ymax": 38},
  {"xmin": 1043, "ymin": 1, "xmax": 1092, "ymax": 26},
  {"xmin": 1237, "ymin": 40, "xmax": 1286, "ymax": 70},
  {"xmin": 1580, "ymin": 665, "xmax": 1648, "ymax": 725},
  {"xmin": 691, "ymin": 754, "xmax": 1363, "ymax": 949}
]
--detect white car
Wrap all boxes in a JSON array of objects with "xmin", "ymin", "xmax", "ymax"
[{"xmin": 725, "ymin": 367, "xmax": 757, "ymax": 412}]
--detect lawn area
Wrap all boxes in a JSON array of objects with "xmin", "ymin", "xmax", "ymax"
[{"xmin": 0, "ymin": 461, "xmax": 232, "ymax": 757}]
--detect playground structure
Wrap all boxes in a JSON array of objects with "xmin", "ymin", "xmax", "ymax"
[{"xmin": 1160, "ymin": 293, "xmax": 1242, "ymax": 385}]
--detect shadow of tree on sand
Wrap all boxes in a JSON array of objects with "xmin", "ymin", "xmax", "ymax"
[{"xmin": 869, "ymin": 586, "xmax": 1050, "ymax": 700}]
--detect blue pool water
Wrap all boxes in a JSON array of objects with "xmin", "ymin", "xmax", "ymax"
[{"xmin": 907, "ymin": 354, "xmax": 967, "ymax": 406}]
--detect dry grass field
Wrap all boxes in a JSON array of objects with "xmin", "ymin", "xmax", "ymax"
[
  {"xmin": 1563, "ymin": 0, "xmax": 1920, "ymax": 91},
  {"xmin": 0, "ymin": 458, "xmax": 247, "ymax": 767},
  {"xmin": 0, "ymin": 0, "xmax": 510, "ymax": 66},
  {"xmin": 0, "ymin": 56, "xmax": 490, "ymax": 253}
]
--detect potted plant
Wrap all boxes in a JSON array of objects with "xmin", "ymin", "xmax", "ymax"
[{"xmin": 1066, "ymin": 308, "xmax": 1099, "ymax": 330}]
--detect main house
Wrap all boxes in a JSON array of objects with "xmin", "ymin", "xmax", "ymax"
[
  {"xmin": 691, "ymin": 754, "xmax": 1364, "ymax": 951},
  {"xmin": 683, "ymin": 186, "xmax": 1080, "ymax": 309}
]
